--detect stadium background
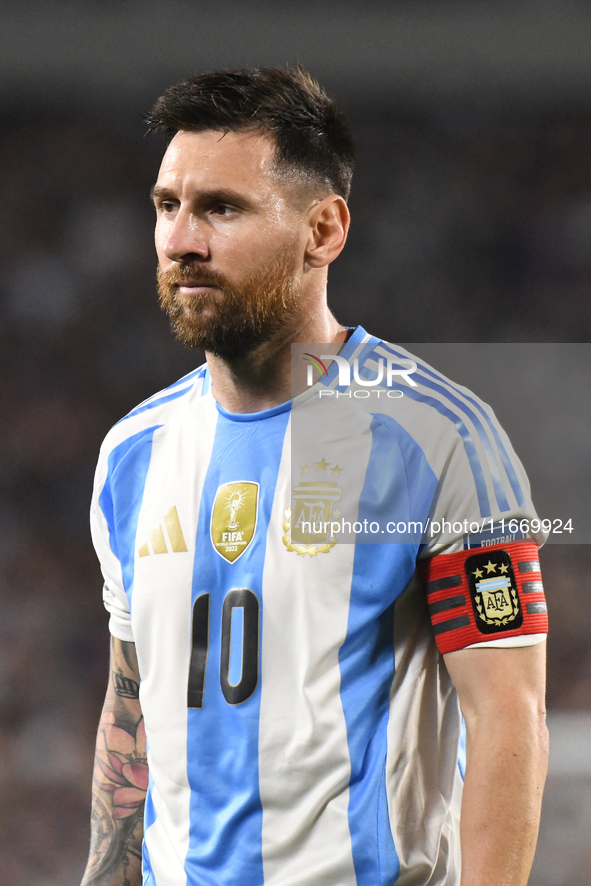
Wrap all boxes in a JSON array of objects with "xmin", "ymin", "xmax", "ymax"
[{"xmin": 0, "ymin": 1, "xmax": 590, "ymax": 883}]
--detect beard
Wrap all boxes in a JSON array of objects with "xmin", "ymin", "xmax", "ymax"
[{"xmin": 157, "ymin": 246, "xmax": 302, "ymax": 362}]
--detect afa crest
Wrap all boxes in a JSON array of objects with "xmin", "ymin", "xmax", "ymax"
[
  {"xmin": 283, "ymin": 457, "xmax": 342, "ymax": 556},
  {"xmin": 465, "ymin": 549, "xmax": 523, "ymax": 634},
  {"xmin": 211, "ymin": 481, "xmax": 259, "ymax": 563}
]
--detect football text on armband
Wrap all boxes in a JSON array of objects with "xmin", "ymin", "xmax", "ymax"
[{"xmin": 418, "ymin": 541, "xmax": 548, "ymax": 654}]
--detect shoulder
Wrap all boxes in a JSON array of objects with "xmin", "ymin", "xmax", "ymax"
[
  {"xmin": 362, "ymin": 337, "xmax": 493, "ymax": 413},
  {"xmin": 354, "ymin": 336, "xmax": 501, "ymax": 446},
  {"xmin": 356, "ymin": 335, "xmax": 531, "ymax": 512},
  {"xmin": 96, "ymin": 362, "xmax": 209, "ymax": 473}
]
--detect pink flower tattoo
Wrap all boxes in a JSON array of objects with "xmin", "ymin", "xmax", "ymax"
[{"xmin": 95, "ymin": 712, "xmax": 149, "ymax": 819}]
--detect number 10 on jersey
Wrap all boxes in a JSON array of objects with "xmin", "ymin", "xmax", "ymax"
[{"xmin": 188, "ymin": 588, "xmax": 260, "ymax": 708}]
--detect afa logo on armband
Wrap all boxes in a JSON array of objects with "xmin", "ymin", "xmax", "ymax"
[
  {"xmin": 465, "ymin": 548, "xmax": 523, "ymax": 634},
  {"xmin": 420, "ymin": 540, "xmax": 548, "ymax": 653}
]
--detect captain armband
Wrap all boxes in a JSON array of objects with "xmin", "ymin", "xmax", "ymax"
[{"xmin": 418, "ymin": 541, "xmax": 548, "ymax": 654}]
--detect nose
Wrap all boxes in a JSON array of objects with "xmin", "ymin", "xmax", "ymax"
[{"xmin": 159, "ymin": 208, "xmax": 210, "ymax": 264}]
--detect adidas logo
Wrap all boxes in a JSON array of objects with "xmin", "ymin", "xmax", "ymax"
[{"xmin": 138, "ymin": 506, "xmax": 188, "ymax": 557}]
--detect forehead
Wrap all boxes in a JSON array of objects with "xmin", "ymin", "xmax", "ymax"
[{"xmin": 156, "ymin": 129, "xmax": 279, "ymax": 196}]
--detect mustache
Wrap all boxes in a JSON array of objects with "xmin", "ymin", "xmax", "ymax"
[{"xmin": 158, "ymin": 263, "xmax": 230, "ymax": 291}]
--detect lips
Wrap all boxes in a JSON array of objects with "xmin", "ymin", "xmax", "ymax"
[
  {"xmin": 176, "ymin": 282, "xmax": 220, "ymax": 297},
  {"xmin": 177, "ymin": 281, "xmax": 214, "ymax": 288}
]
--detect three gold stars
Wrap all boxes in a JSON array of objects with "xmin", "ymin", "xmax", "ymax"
[
  {"xmin": 300, "ymin": 458, "xmax": 342, "ymax": 476},
  {"xmin": 474, "ymin": 560, "xmax": 510, "ymax": 578}
]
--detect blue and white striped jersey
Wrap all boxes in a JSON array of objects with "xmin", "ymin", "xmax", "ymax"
[{"xmin": 91, "ymin": 326, "xmax": 544, "ymax": 886}]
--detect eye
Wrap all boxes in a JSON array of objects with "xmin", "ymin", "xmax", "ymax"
[{"xmin": 211, "ymin": 203, "xmax": 236, "ymax": 217}]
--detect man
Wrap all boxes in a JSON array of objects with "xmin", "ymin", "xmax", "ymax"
[{"xmin": 82, "ymin": 67, "xmax": 549, "ymax": 886}]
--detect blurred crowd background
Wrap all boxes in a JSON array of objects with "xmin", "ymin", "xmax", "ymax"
[{"xmin": 0, "ymin": 1, "xmax": 590, "ymax": 883}]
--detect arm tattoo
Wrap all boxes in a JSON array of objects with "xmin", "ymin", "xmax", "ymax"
[
  {"xmin": 82, "ymin": 653, "xmax": 147, "ymax": 886},
  {"xmin": 82, "ymin": 795, "xmax": 143, "ymax": 886},
  {"xmin": 113, "ymin": 670, "xmax": 140, "ymax": 699},
  {"xmin": 120, "ymin": 639, "xmax": 138, "ymax": 672}
]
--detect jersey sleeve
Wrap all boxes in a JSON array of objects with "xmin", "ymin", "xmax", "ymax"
[
  {"xmin": 415, "ymin": 387, "xmax": 548, "ymax": 652},
  {"xmin": 90, "ymin": 440, "xmax": 134, "ymax": 643}
]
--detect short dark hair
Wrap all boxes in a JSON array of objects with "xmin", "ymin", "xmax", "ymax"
[{"xmin": 145, "ymin": 66, "xmax": 355, "ymax": 200}]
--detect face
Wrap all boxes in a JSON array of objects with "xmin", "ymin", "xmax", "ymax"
[{"xmin": 153, "ymin": 129, "xmax": 310, "ymax": 360}]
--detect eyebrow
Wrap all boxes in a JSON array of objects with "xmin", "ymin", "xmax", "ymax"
[
  {"xmin": 150, "ymin": 185, "xmax": 253, "ymax": 207},
  {"xmin": 150, "ymin": 185, "xmax": 173, "ymax": 202}
]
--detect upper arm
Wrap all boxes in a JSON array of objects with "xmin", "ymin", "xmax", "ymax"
[{"xmin": 444, "ymin": 642, "xmax": 547, "ymax": 729}]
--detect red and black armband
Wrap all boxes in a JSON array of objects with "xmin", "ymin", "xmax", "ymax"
[{"xmin": 418, "ymin": 541, "xmax": 548, "ymax": 654}]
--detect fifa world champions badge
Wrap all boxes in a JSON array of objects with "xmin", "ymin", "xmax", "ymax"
[
  {"xmin": 211, "ymin": 481, "xmax": 259, "ymax": 563},
  {"xmin": 283, "ymin": 457, "xmax": 342, "ymax": 556},
  {"xmin": 465, "ymin": 548, "xmax": 523, "ymax": 634}
]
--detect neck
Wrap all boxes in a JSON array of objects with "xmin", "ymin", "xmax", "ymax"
[{"xmin": 206, "ymin": 307, "xmax": 348, "ymax": 414}]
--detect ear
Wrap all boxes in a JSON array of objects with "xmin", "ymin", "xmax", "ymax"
[{"xmin": 304, "ymin": 196, "xmax": 350, "ymax": 269}]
